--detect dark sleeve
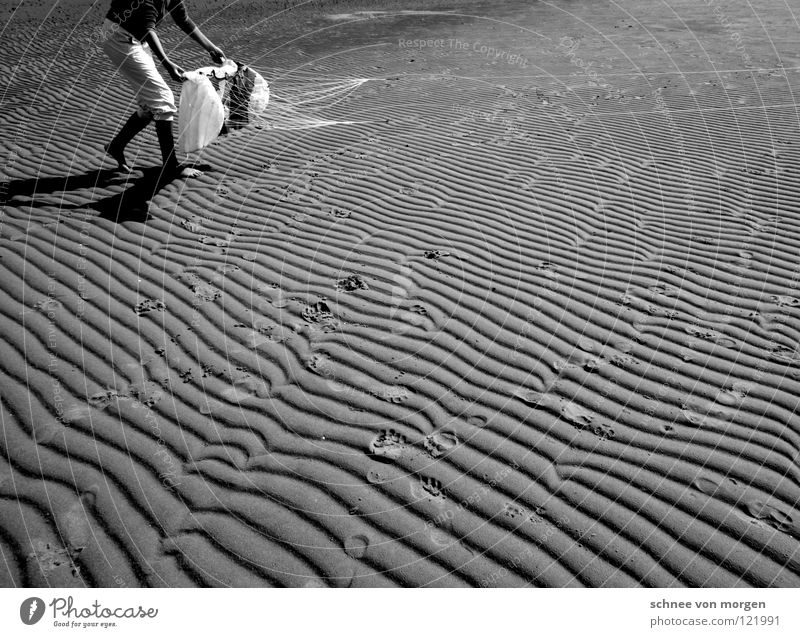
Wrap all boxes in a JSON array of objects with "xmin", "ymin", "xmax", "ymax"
[
  {"xmin": 168, "ymin": 0, "xmax": 197, "ymax": 33},
  {"xmin": 140, "ymin": 0, "xmax": 159, "ymax": 35}
]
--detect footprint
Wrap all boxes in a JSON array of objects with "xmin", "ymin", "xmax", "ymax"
[
  {"xmin": 716, "ymin": 382, "xmax": 751, "ymax": 406},
  {"xmin": 368, "ymin": 429, "xmax": 408, "ymax": 460},
  {"xmin": 558, "ymin": 400, "xmax": 599, "ymax": 430},
  {"xmin": 744, "ymin": 500, "xmax": 796, "ymax": 534},
  {"xmin": 590, "ymin": 422, "xmax": 615, "ymax": 439},
  {"xmin": 370, "ymin": 385, "xmax": 410, "ymax": 404},
  {"xmin": 335, "ymin": 274, "xmax": 369, "ymax": 292},
  {"xmin": 199, "ymin": 235, "xmax": 230, "ymax": 252},
  {"xmin": 343, "ymin": 534, "xmax": 369, "ymax": 559},
  {"xmin": 636, "ymin": 246, "xmax": 661, "ymax": 263},
  {"xmin": 535, "ymin": 261, "xmax": 559, "ymax": 280},
  {"xmin": 693, "ymin": 475, "xmax": 723, "ymax": 495},
  {"xmin": 682, "ymin": 397, "xmax": 737, "ymax": 429},
  {"xmin": 513, "ymin": 389, "xmax": 559, "ymax": 409},
  {"xmin": 383, "ymin": 262, "xmax": 417, "ymax": 336},
  {"xmin": 424, "ymin": 431, "xmax": 459, "ymax": 458},
  {"xmin": 134, "ymin": 298, "xmax": 165, "ymax": 315},
  {"xmin": 502, "ymin": 502, "xmax": 526, "ymax": 520},
  {"xmin": 269, "ymin": 291, "xmax": 292, "ymax": 309},
  {"xmin": 248, "ymin": 329, "xmax": 280, "ymax": 349},
  {"xmin": 129, "ymin": 381, "xmax": 164, "ymax": 407},
  {"xmin": 306, "ymin": 353, "xmax": 335, "ymax": 377},
  {"xmin": 59, "ymin": 495, "xmax": 96, "ymax": 553},
  {"xmin": 423, "ymin": 249, "xmax": 450, "ymax": 260},
  {"xmin": 685, "ymin": 324, "xmax": 736, "ymax": 348},
  {"xmin": 302, "ymin": 300, "xmax": 333, "ymax": 322},
  {"xmin": 610, "ymin": 353, "xmax": 638, "ymax": 368},
  {"xmin": 327, "ymin": 560, "xmax": 359, "ymax": 588},
  {"xmin": 770, "ymin": 345, "xmax": 800, "ymax": 364},
  {"xmin": 682, "ymin": 407, "xmax": 705, "ymax": 426},
  {"xmin": 398, "ymin": 180, "xmax": 427, "ymax": 196},
  {"xmin": 200, "ymin": 363, "xmax": 218, "ymax": 378},
  {"xmin": 180, "ymin": 216, "xmax": 203, "ymax": 233},
  {"xmin": 221, "ymin": 377, "xmax": 268, "ymax": 402},
  {"xmin": 366, "ymin": 469, "xmax": 389, "ymax": 485},
  {"xmin": 59, "ymin": 404, "xmax": 93, "ymax": 425},
  {"xmin": 302, "ymin": 300, "xmax": 340, "ymax": 332},
  {"xmin": 649, "ymin": 284, "xmax": 678, "ymax": 298},
  {"xmin": 572, "ymin": 225, "xmax": 593, "ymax": 248},
  {"xmin": 390, "ymin": 308, "xmax": 430, "ymax": 333},
  {"xmin": 528, "ymin": 508, "xmax": 549, "ymax": 525},
  {"xmin": 27, "ymin": 539, "xmax": 80, "ymax": 579},
  {"xmin": 466, "ymin": 414, "xmax": 487, "ymax": 428},
  {"xmin": 429, "ymin": 527, "xmax": 453, "ymax": 547},
  {"xmin": 184, "ymin": 275, "xmax": 221, "ymax": 303},
  {"xmin": 33, "ymin": 298, "xmax": 64, "ymax": 314},
  {"xmin": 770, "ymin": 295, "xmax": 799, "ymax": 308},
  {"xmin": 412, "ymin": 476, "xmax": 446, "ymax": 502},
  {"xmin": 88, "ymin": 389, "xmax": 122, "ymax": 410},
  {"xmin": 516, "ymin": 389, "xmax": 604, "ymax": 434},
  {"xmin": 551, "ymin": 349, "xmax": 594, "ymax": 372}
]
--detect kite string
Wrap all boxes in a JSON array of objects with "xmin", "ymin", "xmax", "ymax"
[
  {"xmin": 270, "ymin": 78, "xmax": 370, "ymax": 109},
  {"xmin": 250, "ymin": 76, "xmax": 372, "ymax": 130}
]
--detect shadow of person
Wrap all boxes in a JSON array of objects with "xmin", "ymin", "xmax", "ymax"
[
  {"xmin": 4, "ymin": 168, "xmax": 122, "ymax": 202},
  {"xmin": 94, "ymin": 164, "xmax": 211, "ymax": 222},
  {"xmin": 4, "ymin": 164, "xmax": 209, "ymax": 223},
  {"xmin": 93, "ymin": 167, "xmax": 165, "ymax": 223}
]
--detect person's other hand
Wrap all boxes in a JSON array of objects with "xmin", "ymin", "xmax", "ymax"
[
  {"xmin": 208, "ymin": 46, "xmax": 225, "ymax": 65},
  {"xmin": 165, "ymin": 62, "xmax": 186, "ymax": 83}
]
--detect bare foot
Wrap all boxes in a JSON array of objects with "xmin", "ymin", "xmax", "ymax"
[
  {"xmin": 104, "ymin": 143, "xmax": 132, "ymax": 173},
  {"xmin": 156, "ymin": 163, "xmax": 203, "ymax": 187},
  {"xmin": 176, "ymin": 165, "xmax": 203, "ymax": 178}
]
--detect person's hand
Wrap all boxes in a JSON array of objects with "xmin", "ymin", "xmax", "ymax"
[
  {"xmin": 164, "ymin": 61, "xmax": 186, "ymax": 83},
  {"xmin": 208, "ymin": 45, "xmax": 225, "ymax": 65}
]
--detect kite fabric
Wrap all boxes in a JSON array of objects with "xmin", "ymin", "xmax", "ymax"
[
  {"xmin": 177, "ymin": 60, "xmax": 270, "ymax": 154},
  {"xmin": 177, "ymin": 70, "xmax": 225, "ymax": 154},
  {"xmin": 177, "ymin": 59, "xmax": 377, "ymax": 153}
]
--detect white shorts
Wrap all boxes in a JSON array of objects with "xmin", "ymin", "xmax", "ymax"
[{"xmin": 100, "ymin": 19, "xmax": 177, "ymax": 121}]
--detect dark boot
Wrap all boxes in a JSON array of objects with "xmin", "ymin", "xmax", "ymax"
[
  {"xmin": 155, "ymin": 119, "xmax": 202, "ymax": 179},
  {"xmin": 105, "ymin": 111, "xmax": 152, "ymax": 173}
]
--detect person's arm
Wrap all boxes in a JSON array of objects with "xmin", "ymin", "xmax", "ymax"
[
  {"xmin": 169, "ymin": 0, "xmax": 225, "ymax": 63},
  {"xmin": 186, "ymin": 27, "xmax": 225, "ymax": 63},
  {"xmin": 142, "ymin": 29, "xmax": 186, "ymax": 83}
]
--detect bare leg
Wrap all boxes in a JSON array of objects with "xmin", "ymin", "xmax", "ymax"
[
  {"xmin": 105, "ymin": 111, "xmax": 153, "ymax": 172},
  {"xmin": 155, "ymin": 119, "xmax": 202, "ymax": 178}
]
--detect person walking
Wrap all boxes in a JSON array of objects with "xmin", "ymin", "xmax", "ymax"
[{"xmin": 101, "ymin": 0, "xmax": 226, "ymax": 178}]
